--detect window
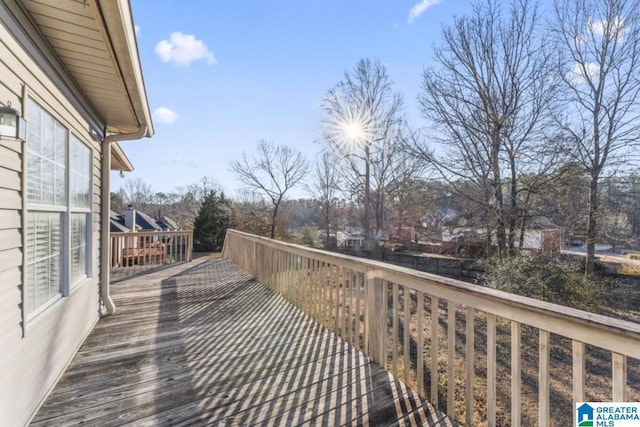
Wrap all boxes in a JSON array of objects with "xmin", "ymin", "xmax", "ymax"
[
  {"xmin": 25, "ymin": 99, "xmax": 92, "ymax": 318},
  {"xmin": 69, "ymin": 135, "xmax": 91, "ymax": 284}
]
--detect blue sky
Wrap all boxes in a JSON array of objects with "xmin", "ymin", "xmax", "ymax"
[{"xmin": 116, "ymin": 0, "xmax": 475, "ymax": 197}]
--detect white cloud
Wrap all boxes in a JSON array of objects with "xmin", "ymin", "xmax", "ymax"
[
  {"xmin": 153, "ymin": 107, "xmax": 179, "ymax": 124},
  {"xmin": 408, "ymin": 0, "xmax": 442, "ymax": 24},
  {"xmin": 134, "ymin": 25, "xmax": 140, "ymax": 35},
  {"xmin": 171, "ymin": 156, "xmax": 199, "ymax": 168},
  {"xmin": 567, "ymin": 62, "xmax": 599, "ymax": 85},
  {"xmin": 588, "ymin": 17, "xmax": 626, "ymax": 42},
  {"xmin": 155, "ymin": 32, "xmax": 216, "ymax": 67}
]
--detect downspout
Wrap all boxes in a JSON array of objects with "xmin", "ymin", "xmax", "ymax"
[{"xmin": 100, "ymin": 126, "xmax": 147, "ymax": 315}]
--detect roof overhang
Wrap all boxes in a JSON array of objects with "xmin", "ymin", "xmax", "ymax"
[
  {"xmin": 111, "ymin": 142, "xmax": 134, "ymax": 172},
  {"xmin": 19, "ymin": 0, "xmax": 154, "ymax": 141}
]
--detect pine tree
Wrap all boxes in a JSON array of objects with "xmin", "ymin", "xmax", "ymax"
[{"xmin": 193, "ymin": 190, "xmax": 232, "ymax": 252}]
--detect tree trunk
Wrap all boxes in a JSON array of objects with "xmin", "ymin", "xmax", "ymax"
[
  {"xmin": 270, "ymin": 199, "xmax": 281, "ymax": 239},
  {"xmin": 508, "ymin": 154, "xmax": 518, "ymax": 255},
  {"xmin": 518, "ymin": 191, "xmax": 532, "ymax": 252},
  {"xmin": 585, "ymin": 176, "xmax": 598, "ymax": 275},
  {"xmin": 492, "ymin": 127, "xmax": 507, "ymax": 257},
  {"xmin": 363, "ymin": 146, "xmax": 373, "ymax": 250}
]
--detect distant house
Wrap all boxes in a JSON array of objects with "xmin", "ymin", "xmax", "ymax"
[
  {"xmin": 442, "ymin": 215, "xmax": 563, "ymax": 254},
  {"xmin": 109, "ymin": 207, "xmax": 182, "ymax": 267},
  {"xmin": 0, "ymin": 2, "xmax": 153, "ymax": 425},
  {"xmin": 337, "ymin": 230, "xmax": 365, "ymax": 249},
  {"xmin": 110, "ymin": 206, "xmax": 179, "ymax": 232},
  {"xmin": 421, "ymin": 207, "xmax": 459, "ymax": 230}
]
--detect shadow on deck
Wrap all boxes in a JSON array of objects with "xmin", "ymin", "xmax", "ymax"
[{"xmin": 31, "ymin": 258, "xmax": 456, "ymax": 426}]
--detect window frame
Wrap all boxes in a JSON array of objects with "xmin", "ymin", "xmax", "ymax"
[{"xmin": 24, "ymin": 97, "xmax": 94, "ymax": 323}]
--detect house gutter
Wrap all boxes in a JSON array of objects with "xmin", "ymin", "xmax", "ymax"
[{"xmin": 100, "ymin": 126, "xmax": 147, "ymax": 315}]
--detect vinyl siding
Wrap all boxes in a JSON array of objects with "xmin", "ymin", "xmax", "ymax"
[{"xmin": 0, "ymin": 14, "xmax": 104, "ymax": 427}]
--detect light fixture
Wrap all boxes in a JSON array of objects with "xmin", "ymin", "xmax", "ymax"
[
  {"xmin": 89, "ymin": 127, "xmax": 102, "ymax": 142},
  {"xmin": 119, "ymin": 170, "xmax": 125, "ymax": 178},
  {"xmin": 0, "ymin": 101, "xmax": 21, "ymax": 140}
]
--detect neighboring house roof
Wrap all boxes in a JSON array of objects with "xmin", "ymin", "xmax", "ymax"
[
  {"xmin": 110, "ymin": 219, "xmax": 129, "ymax": 233},
  {"xmin": 111, "ymin": 209, "xmax": 168, "ymax": 232},
  {"xmin": 135, "ymin": 211, "xmax": 162, "ymax": 231},
  {"xmin": 157, "ymin": 216, "xmax": 179, "ymax": 231},
  {"xmin": 421, "ymin": 207, "xmax": 459, "ymax": 229},
  {"xmin": 529, "ymin": 215, "xmax": 558, "ymax": 229},
  {"xmin": 110, "ymin": 211, "xmax": 128, "ymax": 232}
]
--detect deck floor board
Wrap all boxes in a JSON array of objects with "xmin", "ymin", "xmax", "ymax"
[{"xmin": 32, "ymin": 258, "xmax": 456, "ymax": 426}]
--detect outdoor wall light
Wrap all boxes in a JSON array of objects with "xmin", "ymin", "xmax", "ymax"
[{"xmin": 0, "ymin": 101, "xmax": 23, "ymax": 140}]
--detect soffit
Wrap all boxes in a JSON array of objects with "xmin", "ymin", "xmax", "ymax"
[{"xmin": 20, "ymin": 0, "xmax": 152, "ymax": 136}]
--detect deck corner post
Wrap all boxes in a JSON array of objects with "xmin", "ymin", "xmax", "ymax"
[{"xmin": 366, "ymin": 269, "xmax": 385, "ymax": 364}]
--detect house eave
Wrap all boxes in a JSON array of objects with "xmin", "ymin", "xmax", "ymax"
[
  {"xmin": 111, "ymin": 142, "xmax": 134, "ymax": 171},
  {"xmin": 18, "ymin": 0, "xmax": 154, "ymax": 138}
]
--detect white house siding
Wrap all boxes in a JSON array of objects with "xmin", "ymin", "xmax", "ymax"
[
  {"xmin": 522, "ymin": 230, "xmax": 543, "ymax": 251},
  {"xmin": 0, "ymin": 13, "xmax": 104, "ymax": 427}
]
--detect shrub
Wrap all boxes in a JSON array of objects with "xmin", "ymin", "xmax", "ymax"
[
  {"xmin": 295, "ymin": 227, "xmax": 319, "ymax": 248},
  {"xmin": 481, "ymin": 255, "xmax": 612, "ymax": 313}
]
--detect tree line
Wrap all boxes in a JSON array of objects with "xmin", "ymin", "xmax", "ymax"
[{"xmin": 115, "ymin": 0, "xmax": 640, "ymax": 275}]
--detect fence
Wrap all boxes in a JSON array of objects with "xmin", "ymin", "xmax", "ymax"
[{"xmin": 223, "ymin": 229, "xmax": 640, "ymax": 426}]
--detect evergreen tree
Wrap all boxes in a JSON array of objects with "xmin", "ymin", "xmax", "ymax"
[{"xmin": 193, "ymin": 190, "xmax": 232, "ymax": 252}]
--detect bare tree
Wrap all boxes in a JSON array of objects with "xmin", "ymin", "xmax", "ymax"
[
  {"xmin": 118, "ymin": 177, "xmax": 153, "ymax": 210},
  {"xmin": 414, "ymin": 0, "xmax": 562, "ymax": 257},
  {"xmin": 307, "ymin": 151, "xmax": 341, "ymax": 248},
  {"xmin": 230, "ymin": 189, "xmax": 272, "ymax": 237},
  {"xmin": 322, "ymin": 58, "xmax": 404, "ymax": 247},
  {"xmin": 186, "ymin": 176, "xmax": 220, "ymax": 203},
  {"xmin": 553, "ymin": 0, "xmax": 640, "ymax": 273},
  {"xmin": 388, "ymin": 126, "xmax": 430, "ymax": 237},
  {"xmin": 230, "ymin": 140, "xmax": 309, "ymax": 239}
]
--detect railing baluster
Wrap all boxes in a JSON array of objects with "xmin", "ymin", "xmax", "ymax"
[
  {"xmin": 573, "ymin": 339, "xmax": 586, "ymax": 426},
  {"xmin": 404, "ymin": 287, "xmax": 411, "ymax": 384},
  {"xmin": 313, "ymin": 260, "xmax": 319, "ymax": 320},
  {"xmin": 417, "ymin": 291, "xmax": 424, "ymax": 398},
  {"xmin": 334, "ymin": 265, "xmax": 339, "ymax": 335},
  {"xmin": 356, "ymin": 271, "xmax": 362, "ymax": 350},
  {"xmin": 430, "ymin": 295, "xmax": 439, "ymax": 408},
  {"xmin": 512, "ymin": 321, "xmax": 522, "ymax": 427},
  {"xmin": 487, "ymin": 313, "xmax": 496, "ymax": 427},
  {"xmin": 466, "ymin": 306, "xmax": 474, "ymax": 426},
  {"xmin": 612, "ymin": 352, "xmax": 627, "ymax": 401},
  {"xmin": 342, "ymin": 270, "xmax": 352, "ymax": 342},
  {"xmin": 392, "ymin": 282, "xmax": 399, "ymax": 377},
  {"xmin": 447, "ymin": 299, "xmax": 455, "ymax": 419},
  {"xmin": 364, "ymin": 271, "xmax": 369, "ymax": 354},
  {"xmin": 539, "ymin": 329, "xmax": 550, "ymax": 426}
]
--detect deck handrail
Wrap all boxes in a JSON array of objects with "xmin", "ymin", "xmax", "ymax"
[
  {"xmin": 110, "ymin": 230, "xmax": 193, "ymax": 268},
  {"xmin": 223, "ymin": 229, "xmax": 640, "ymax": 426}
]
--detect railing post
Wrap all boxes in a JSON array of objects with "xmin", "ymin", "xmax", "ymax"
[
  {"xmin": 366, "ymin": 268, "xmax": 385, "ymax": 365},
  {"xmin": 188, "ymin": 231, "xmax": 193, "ymax": 261}
]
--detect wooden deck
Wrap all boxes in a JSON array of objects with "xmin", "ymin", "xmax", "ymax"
[{"xmin": 32, "ymin": 258, "xmax": 456, "ymax": 426}]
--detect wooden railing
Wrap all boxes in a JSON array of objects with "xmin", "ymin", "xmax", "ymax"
[
  {"xmin": 222, "ymin": 229, "xmax": 640, "ymax": 426},
  {"xmin": 110, "ymin": 230, "xmax": 193, "ymax": 268}
]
